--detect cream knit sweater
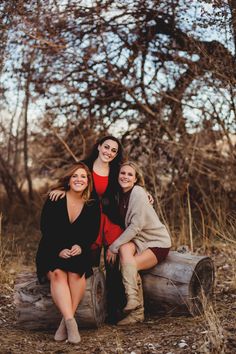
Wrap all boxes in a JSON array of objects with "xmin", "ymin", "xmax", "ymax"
[{"xmin": 109, "ymin": 185, "xmax": 171, "ymax": 254}]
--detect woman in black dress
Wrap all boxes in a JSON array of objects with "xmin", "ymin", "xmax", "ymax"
[{"xmin": 36, "ymin": 162, "xmax": 100, "ymax": 344}]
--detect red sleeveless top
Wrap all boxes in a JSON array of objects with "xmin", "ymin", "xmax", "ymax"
[
  {"xmin": 91, "ymin": 171, "xmax": 123, "ymax": 247},
  {"xmin": 92, "ymin": 171, "xmax": 108, "ymax": 197}
]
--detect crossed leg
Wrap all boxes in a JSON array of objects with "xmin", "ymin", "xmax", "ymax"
[
  {"xmin": 119, "ymin": 242, "xmax": 158, "ymax": 270},
  {"xmin": 48, "ymin": 269, "xmax": 86, "ymax": 319}
]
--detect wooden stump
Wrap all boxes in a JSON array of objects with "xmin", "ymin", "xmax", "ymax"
[
  {"xmin": 14, "ymin": 251, "xmax": 214, "ymax": 329},
  {"xmin": 141, "ymin": 251, "xmax": 215, "ymax": 316},
  {"xmin": 14, "ymin": 268, "xmax": 106, "ymax": 330}
]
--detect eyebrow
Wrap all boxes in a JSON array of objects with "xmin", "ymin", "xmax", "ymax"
[{"xmin": 104, "ymin": 144, "xmax": 118, "ymax": 150}]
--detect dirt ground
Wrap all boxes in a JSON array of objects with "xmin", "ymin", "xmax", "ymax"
[{"xmin": 0, "ymin": 226, "xmax": 236, "ymax": 354}]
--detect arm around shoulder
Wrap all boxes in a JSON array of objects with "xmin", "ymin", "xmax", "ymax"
[{"xmin": 109, "ymin": 186, "xmax": 148, "ymax": 253}]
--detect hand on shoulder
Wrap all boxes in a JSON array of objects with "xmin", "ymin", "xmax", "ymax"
[{"xmin": 49, "ymin": 190, "xmax": 66, "ymax": 201}]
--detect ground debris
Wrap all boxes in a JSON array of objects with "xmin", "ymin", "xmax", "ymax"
[{"xmin": 0, "ymin": 242, "xmax": 235, "ymax": 354}]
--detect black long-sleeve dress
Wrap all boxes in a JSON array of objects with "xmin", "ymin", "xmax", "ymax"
[{"xmin": 36, "ymin": 196, "xmax": 101, "ymax": 284}]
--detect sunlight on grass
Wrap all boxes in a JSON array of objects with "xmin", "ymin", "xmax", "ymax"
[{"xmin": 199, "ymin": 293, "xmax": 226, "ymax": 353}]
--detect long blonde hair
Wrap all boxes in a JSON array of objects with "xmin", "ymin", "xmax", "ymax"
[
  {"xmin": 53, "ymin": 162, "xmax": 93, "ymax": 202},
  {"xmin": 120, "ymin": 161, "xmax": 145, "ymax": 188}
]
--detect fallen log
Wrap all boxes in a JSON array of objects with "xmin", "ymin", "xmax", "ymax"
[
  {"xmin": 14, "ymin": 251, "xmax": 214, "ymax": 330},
  {"xmin": 141, "ymin": 250, "xmax": 215, "ymax": 316},
  {"xmin": 14, "ymin": 267, "xmax": 106, "ymax": 330}
]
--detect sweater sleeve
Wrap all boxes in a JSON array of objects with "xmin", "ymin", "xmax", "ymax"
[{"xmin": 109, "ymin": 186, "xmax": 149, "ymax": 253}]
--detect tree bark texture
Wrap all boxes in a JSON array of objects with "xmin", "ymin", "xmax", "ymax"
[
  {"xmin": 14, "ymin": 268, "xmax": 106, "ymax": 330},
  {"xmin": 141, "ymin": 251, "xmax": 215, "ymax": 316}
]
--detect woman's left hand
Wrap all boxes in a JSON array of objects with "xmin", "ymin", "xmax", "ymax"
[
  {"xmin": 106, "ymin": 249, "xmax": 117, "ymax": 264},
  {"xmin": 147, "ymin": 192, "xmax": 154, "ymax": 205},
  {"xmin": 70, "ymin": 244, "xmax": 82, "ymax": 256}
]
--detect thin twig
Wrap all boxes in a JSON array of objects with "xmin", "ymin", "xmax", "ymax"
[{"xmin": 51, "ymin": 126, "xmax": 78, "ymax": 162}]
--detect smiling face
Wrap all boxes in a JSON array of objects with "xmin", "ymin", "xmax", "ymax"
[
  {"xmin": 97, "ymin": 139, "xmax": 118, "ymax": 163},
  {"xmin": 69, "ymin": 168, "xmax": 88, "ymax": 193},
  {"xmin": 118, "ymin": 165, "xmax": 137, "ymax": 192}
]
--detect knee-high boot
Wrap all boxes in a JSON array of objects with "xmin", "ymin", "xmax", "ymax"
[
  {"xmin": 117, "ymin": 273, "xmax": 144, "ymax": 325},
  {"xmin": 121, "ymin": 263, "xmax": 141, "ymax": 313},
  {"xmin": 105, "ymin": 253, "xmax": 126, "ymax": 324}
]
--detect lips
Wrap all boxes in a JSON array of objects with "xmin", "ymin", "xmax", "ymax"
[
  {"xmin": 73, "ymin": 182, "xmax": 85, "ymax": 187},
  {"xmin": 119, "ymin": 179, "xmax": 129, "ymax": 184}
]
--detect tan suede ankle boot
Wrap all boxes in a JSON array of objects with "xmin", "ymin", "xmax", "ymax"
[
  {"xmin": 54, "ymin": 318, "xmax": 67, "ymax": 341},
  {"xmin": 65, "ymin": 318, "xmax": 81, "ymax": 344}
]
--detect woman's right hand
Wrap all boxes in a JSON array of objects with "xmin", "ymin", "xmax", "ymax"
[
  {"xmin": 59, "ymin": 248, "xmax": 71, "ymax": 258},
  {"xmin": 106, "ymin": 249, "xmax": 117, "ymax": 264},
  {"xmin": 49, "ymin": 190, "xmax": 65, "ymax": 201}
]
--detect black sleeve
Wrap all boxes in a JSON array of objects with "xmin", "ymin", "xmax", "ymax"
[
  {"xmin": 39, "ymin": 198, "xmax": 66, "ymax": 256},
  {"xmin": 79, "ymin": 200, "xmax": 101, "ymax": 250}
]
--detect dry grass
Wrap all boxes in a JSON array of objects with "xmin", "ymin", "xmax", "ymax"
[
  {"xmin": 200, "ymin": 300, "xmax": 226, "ymax": 353},
  {"xmin": 0, "ymin": 194, "xmax": 236, "ymax": 353},
  {"xmin": 229, "ymin": 262, "xmax": 236, "ymax": 291},
  {"xmin": 0, "ymin": 215, "xmax": 25, "ymax": 287}
]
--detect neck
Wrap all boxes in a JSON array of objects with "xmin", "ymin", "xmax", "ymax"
[
  {"xmin": 67, "ymin": 189, "xmax": 83, "ymax": 200},
  {"xmin": 95, "ymin": 156, "xmax": 109, "ymax": 167},
  {"xmin": 122, "ymin": 186, "xmax": 133, "ymax": 194},
  {"xmin": 93, "ymin": 157, "xmax": 109, "ymax": 175}
]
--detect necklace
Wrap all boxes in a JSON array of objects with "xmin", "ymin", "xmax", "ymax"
[{"xmin": 121, "ymin": 194, "xmax": 129, "ymax": 209}]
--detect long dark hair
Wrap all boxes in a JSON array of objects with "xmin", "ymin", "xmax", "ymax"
[
  {"xmin": 83, "ymin": 136, "xmax": 124, "ymax": 225},
  {"xmin": 84, "ymin": 135, "xmax": 124, "ymax": 170}
]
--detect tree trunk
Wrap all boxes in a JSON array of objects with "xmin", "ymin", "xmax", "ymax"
[
  {"xmin": 23, "ymin": 69, "xmax": 34, "ymax": 201},
  {"xmin": 14, "ymin": 268, "xmax": 106, "ymax": 330},
  {"xmin": 141, "ymin": 251, "xmax": 215, "ymax": 316}
]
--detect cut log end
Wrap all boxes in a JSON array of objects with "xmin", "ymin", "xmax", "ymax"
[
  {"xmin": 188, "ymin": 257, "xmax": 215, "ymax": 315},
  {"xmin": 141, "ymin": 251, "xmax": 215, "ymax": 316}
]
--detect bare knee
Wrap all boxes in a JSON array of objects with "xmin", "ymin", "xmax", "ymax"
[
  {"xmin": 119, "ymin": 243, "xmax": 136, "ymax": 263},
  {"xmin": 68, "ymin": 272, "xmax": 81, "ymax": 280},
  {"xmin": 48, "ymin": 269, "xmax": 66, "ymax": 282},
  {"xmin": 68, "ymin": 272, "xmax": 85, "ymax": 283}
]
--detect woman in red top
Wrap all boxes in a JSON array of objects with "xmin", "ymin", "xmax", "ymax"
[{"xmin": 50, "ymin": 136, "xmax": 126, "ymax": 323}]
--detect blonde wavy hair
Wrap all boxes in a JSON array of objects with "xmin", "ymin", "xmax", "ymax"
[{"xmin": 120, "ymin": 161, "xmax": 145, "ymax": 188}]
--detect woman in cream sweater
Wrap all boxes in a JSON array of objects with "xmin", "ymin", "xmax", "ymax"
[{"xmin": 108, "ymin": 161, "xmax": 171, "ymax": 325}]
